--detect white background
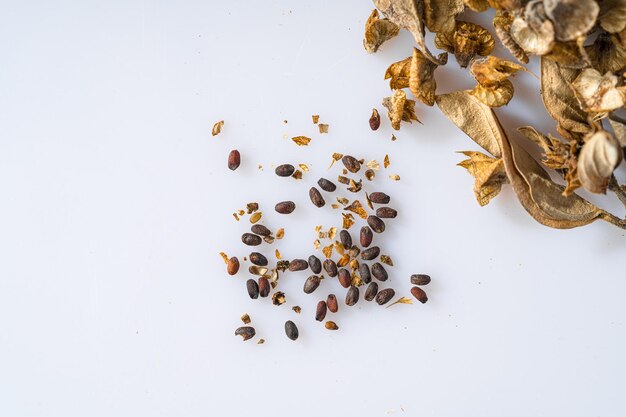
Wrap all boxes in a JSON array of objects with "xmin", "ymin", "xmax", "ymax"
[{"xmin": 1, "ymin": 1, "xmax": 625, "ymax": 416}]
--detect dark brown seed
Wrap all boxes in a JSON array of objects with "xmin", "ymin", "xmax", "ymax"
[
  {"xmin": 250, "ymin": 252, "xmax": 268, "ymax": 266},
  {"xmin": 228, "ymin": 150, "xmax": 240, "ymax": 170},
  {"xmin": 317, "ymin": 177, "xmax": 337, "ymax": 192},
  {"xmin": 411, "ymin": 286, "xmax": 428, "ymax": 303},
  {"xmin": 345, "ymin": 286, "xmax": 359, "ymax": 306},
  {"xmin": 360, "ymin": 226, "xmax": 373, "ymax": 248},
  {"xmin": 371, "ymin": 262, "xmax": 388, "ymax": 281},
  {"xmin": 338, "ymin": 268, "xmax": 351, "ymax": 288},
  {"xmin": 359, "ymin": 263, "xmax": 371, "ymax": 284},
  {"xmin": 410, "ymin": 274, "xmax": 431, "ymax": 285},
  {"xmin": 376, "ymin": 207, "xmax": 397, "ymax": 219},
  {"xmin": 339, "ymin": 230, "xmax": 352, "ymax": 248},
  {"xmin": 258, "ymin": 277, "xmax": 270, "ymax": 297},
  {"xmin": 361, "ymin": 246, "xmax": 380, "ymax": 261},
  {"xmin": 275, "ymin": 201, "xmax": 296, "ymax": 214},
  {"xmin": 308, "ymin": 255, "xmax": 322, "ymax": 274},
  {"xmin": 325, "ymin": 321, "xmax": 339, "ymax": 330},
  {"xmin": 246, "ymin": 279, "xmax": 259, "ymax": 299},
  {"xmin": 323, "ymin": 259, "xmax": 338, "ymax": 277},
  {"xmin": 251, "ymin": 224, "xmax": 271, "ymax": 237},
  {"xmin": 367, "ymin": 216, "xmax": 385, "ymax": 233},
  {"xmin": 235, "ymin": 326, "xmax": 255, "ymax": 341},
  {"xmin": 309, "ymin": 187, "xmax": 325, "ymax": 208},
  {"xmin": 289, "ymin": 259, "xmax": 309, "ymax": 272},
  {"xmin": 303, "ymin": 275, "xmax": 321, "ymax": 294},
  {"xmin": 315, "ymin": 301, "xmax": 327, "ymax": 321},
  {"xmin": 227, "ymin": 257, "xmax": 240, "ymax": 275},
  {"xmin": 348, "ymin": 246, "xmax": 360, "ymax": 258},
  {"xmin": 369, "ymin": 108, "xmax": 381, "ymax": 130},
  {"xmin": 369, "ymin": 192, "xmax": 390, "ymax": 204},
  {"xmin": 342, "ymin": 155, "xmax": 361, "ymax": 173},
  {"xmin": 275, "ymin": 164, "xmax": 295, "ymax": 177},
  {"xmin": 365, "ymin": 282, "xmax": 379, "ymax": 301},
  {"xmin": 375, "ymin": 288, "xmax": 395, "ymax": 305},
  {"xmin": 285, "ymin": 320, "xmax": 299, "ymax": 341},
  {"xmin": 242, "ymin": 233, "xmax": 262, "ymax": 246},
  {"xmin": 327, "ymin": 294, "xmax": 339, "ymax": 313}
]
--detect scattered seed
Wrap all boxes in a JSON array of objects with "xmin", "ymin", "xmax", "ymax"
[
  {"xmin": 246, "ymin": 279, "xmax": 259, "ymax": 299},
  {"xmin": 241, "ymin": 313, "xmax": 251, "ymax": 324},
  {"xmin": 327, "ymin": 294, "xmax": 339, "ymax": 313},
  {"xmin": 367, "ymin": 216, "xmax": 386, "ymax": 233},
  {"xmin": 365, "ymin": 282, "xmax": 379, "ymax": 301},
  {"xmin": 369, "ymin": 192, "xmax": 390, "ymax": 204},
  {"xmin": 359, "ymin": 263, "xmax": 372, "ymax": 284},
  {"xmin": 308, "ymin": 255, "xmax": 322, "ymax": 274},
  {"xmin": 371, "ymin": 262, "xmax": 388, "ymax": 281},
  {"xmin": 285, "ymin": 320, "xmax": 299, "ymax": 341},
  {"xmin": 235, "ymin": 326, "xmax": 255, "ymax": 341},
  {"xmin": 250, "ymin": 252, "xmax": 268, "ymax": 266},
  {"xmin": 289, "ymin": 259, "xmax": 309, "ymax": 272},
  {"xmin": 227, "ymin": 257, "xmax": 240, "ymax": 275},
  {"xmin": 375, "ymin": 288, "xmax": 395, "ymax": 305},
  {"xmin": 339, "ymin": 230, "xmax": 352, "ymax": 248},
  {"xmin": 411, "ymin": 286, "xmax": 428, "ymax": 303},
  {"xmin": 228, "ymin": 150, "xmax": 241, "ymax": 171},
  {"xmin": 309, "ymin": 187, "xmax": 326, "ymax": 208},
  {"xmin": 251, "ymin": 224, "xmax": 271, "ymax": 237},
  {"xmin": 369, "ymin": 108, "xmax": 381, "ymax": 130},
  {"xmin": 325, "ymin": 321, "xmax": 339, "ymax": 330},
  {"xmin": 304, "ymin": 275, "xmax": 321, "ymax": 294},
  {"xmin": 257, "ymin": 339, "xmax": 265, "ymax": 344},
  {"xmin": 338, "ymin": 268, "xmax": 352, "ymax": 288},
  {"xmin": 258, "ymin": 277, "xmax": 270, "ymax": 297},
  {"xmin": 360, "ymin": 226, "xmax": 373, "ymax": 247},
  {"xmin": 318, "ymin": 177, "xmax": 337, "ymax": 192},
  {"xmin": 376, "ymin": 207, "xmax": 397, "ymax": 219},
  {"xmin": 346, "ymin": 286, "xmax": 359, "ymax": 306},
  {"xmin": 242, "ymin": 233, "xmax": 262, "ymax": 246},
  {"xmin": 275, "ymin": 201, "xmax": 296, "ymax": 214},
  {"xmin": 315, "ymin": 301, "xmax": 327, "ymax": 321},
  {"xmin": 246, "ymin": 203, "xmax": 259, "ymax": 214},
  {"xmin": 275, "ymin": 164, "xmax": 295, "ymax": 177},
  {"xmin": 410, "ymin": 274, "xmax": 431, "ymax": 285},
  {"xmin": 361, "ymin": 246, "xmax": 380, "ymax": 261},
  {"xmin": 272, "ymin": 291, "xmax": 286, "ymax": 305},
  {"xmin": 292, "ymin": 306, "xmax": 302, "ymax": 314},
  {"xmin": 323, "ymin": 259, "xmax": 338, "ymax": 277},
  {"xmin": 342, "ymin": 155, "xmax": 361, "ymax": 173}
]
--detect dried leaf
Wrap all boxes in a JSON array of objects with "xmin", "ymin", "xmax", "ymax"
[
  {"xmin": 543, "ymin": 0, "xmax": 599, "ymax": 42},
  {"xmin": 435, "ymin": 21, "xmax": 495, "ymax": 67},
  {"xmin": 212, "ymin": 120, "xmax": 224, "ymax": 136},
  {"xmin": 470, "ymin": 56, "xmax": 528, "ymax": 87},
  {"xmin": 599, "ymin": 0, "xmax": 626, "ymax": 33},
  {"xmin": 387, "ymin": 297, "xmax": 414, "ymax": 308},
  {"xmin": 319, "ymin": 123, "xmax": 329, "ymax": 134},
  {"xmin": 344, "ymin": 200, "xmax": 368, "ymax": 219},
  {"xmin": 383, "ymin": 90, "xmax": 420, "ymax": 130},
  {"xmin": 586, "ymin": 33, "xmax": 626, "ymax": 74},
  {"xmin": 458, "ymin": 151, "xmax": 508, "ymax": 206},
  {"xmin": 409, "ymin": 47, "xmax": 438, "ymax": 106},
  {"xmin": 577, "ymin": 130, "xmax": 623, "ymax": 194},
  {"xmin": 423, "ymin": 0, "xmax": 465, "ymax": 35},
  {"xmin": 384, "ymin": 154, "xmax": 390, "ymax": 168},
  {"xmin": 493, "ymin": 10, "xmax": 529, "ymax": 64},
  {"xmin": 292, "ymin": 136, "xmax": 311, "ymax": 146},
  {"xmin": 571, "ymin": 69, "xmax": 626, "ymax": 113},
  {"xmin": 469, "ymin": 79, "xmax": 515, "ymax": 107},
  {"xmin": 246, "ymin": 203, "xmax": 259, "ymax": 214},
  {"xmin": 510, "ymin": 1, "xmax": 555, "ymax": 55},
  {"xmin": 364, "ymin": 9, "xmax": 401, "ymax": 53}
]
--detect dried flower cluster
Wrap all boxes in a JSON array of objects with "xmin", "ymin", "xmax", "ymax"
[{"xmin": 364, "ymin": 0, "xmax": 626, "ymax": 229}]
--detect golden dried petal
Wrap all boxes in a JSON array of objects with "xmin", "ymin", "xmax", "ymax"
[
  {"xmin": 599, "ymin": 0, "xmax": 626, "ymax": 33},
  {"xmin": 233, "ymin": 213, "xmax": 240, "ymax": 221},
  {"xmin": 409, "ymin": 47, "xmax": 438, "ymax": 106},
  {"xmin": 380, "ymin": 255, "xmax": 394, "ymax": 266},
  {"xmin": 363, "ymin": 9, "xmax": 401, "ymax": 53},
  {"xmin": 342, "ymin": 213, "xmax": 355, "ymax": 229},
  {"xmin": 385, "ymin": 56, "xmax": 411, "ymax": 90},
  {"xmin": 389, "ymin": 174, "xmax": 401, "ymax": 180},
  {"xmin": 577, "ymin": 130, "xmax": 623, "ymax": 194},
  {"xmin": 387, "ymin": 297, "xmax": 414, "ymax": 308},
  {"xmin": 211, "ymin": 120, "xmax": 224, "ymax": 136},
  {"xmin": 329, "ymin": 152, "xmax": 343, "ymax": 168},
  {"xmin": 344, "ymin": 200, "xmax": 368, "ymax": 219},
  {"xmin": 493, "ymin": 10, "xmax": 529, "ymax": 64},
  {"xmin": 571, "ymin": 69, "xmax": 626, "ymax": 113},
  {"xmin": 544, "ymin": 0, "xmax": 599, "ymax": 42},
  {"xmin": 319, "ymin": 123, "xmax": 329, "ymax": 134},
  {"xmin": 219, "ymin": 252, "xmax": 229, "ymax": 264},
  {"xmin": 292, "ymin": 136, "xmax": 311, "ymax": 146},
  {"xmin": 510, "ymin": 1, "xmax": 555, "ymax": 55},
  {"xmin": 241, "ymin": 313, "xmax": 251, "ymax": 324},
  {"xmin": 275, "ymin": 249, "xmax": 282, "ymax": 259},
  {"xmin": 435, "ymin": 21, "xmax": 494, "ymax": 67},
  {"xmin": 299, "ymin": 164, "xmax": 309, "ymax": 172},
  {"xmin": 312, "ymin": 115, "xmax": 320, "ymax": 124},
  {"xmin": 249, "ymin": 212, "xmax": 262, "ymax": 224},
  {"xmin": 384, "ymin": 154, "xmax": 390, "ymax": 168},
  {"xmin": 457, "ymin": 151, "xmax": 508, "ymax": 206},
  {"xmin": 366, "ymin": 160, "xmax": 380, "ymax": 171},
  {"xmin": 423, "ymin": 0, "xmax": 464, "ymax": 35},
  {"xmin": 470, "ymin": 56, "xmax": 527, "ymax": 87},
  {"xmin": 383, "ymin": 90, "xmax": 421, "ymax": 130},
  {"xmin": 329, "ymin": 227, "xmax": 338, "ymax": 240},
  {"xmin": 518, "ymin": 126, "xmax": 572, "ymax": 171},
  {"xmin": 276, "ymin": 228, "xmax": 284, "ymax": 239},
  {"xmin": 351, "ymin": 274, "xmax": 364, "ymax": 287},
  {"xmin": 469, "ymin": 79, "xmax": 514, "ymax": 107}
]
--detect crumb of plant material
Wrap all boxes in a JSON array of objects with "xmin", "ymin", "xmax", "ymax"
[
  {"xmin": 227, "ymin": 256, "xmax": 240, "ymax": 275},
  {"xmin": 365, "ymin": 169, "xmax": 376, "ymax": 181},
  {"xmin": 246, "ymin": 203, "xmax": 259, "ymax": 214},
  {"xmin": 313, "ymin": 239, "xmax": 321, "ymax": 250},
  {"xmin": 235, "ymin": 326, "xmax": 255, "ymax": 341},
  {"xmin": 219, "ymin": 252, "xmax": 229, "ymax": 264},
  {"xmin": 369, "ymin": 108, "xmax": 381, "ymax": 130},
  {"xmin": 411, "ymin": 274, "xmax": 431, "ymax": 285},
  {"xmin": 241, "ymin": 313, "xmax": 251, "ymax": 324},
  {"xmin": 212, "ymin": 120, "xmax": 224, "ymax": 136},
  {"xmin": 292, "ymin": 306, "xmax": 302, "ymax": 314},
  {"xmin": 292, "ymin": 169, "xmax": 303, "ymax": 180},
  {"xmin": 365, "ymin": 192, "xmax": 374, "ymax": 210},
  {"xmin": 342, "ymin": 213, "xmax": 355, "ymax": 229},
  {"xmin": 391, "ymin": 134, "xmax": 397, "ymax": 141},
  {"xmin": 276, "ymin": 228, "xmax": 285, "ymax": 239},
  {"xmin": 283, "ymin": 119, "xmax": 288, "ymax": 124},
  {"xmin": 411, "ymin": 286, "xmax": 428, "ymax": 303},
  {"xmin": 258, "ymin": 164, "xmax": 263, "ymax": 171},
  {"xmin": 384, "ymin": 154, "xmax": 390, "ymax": 168},
  {"xmin": 380, "ymin": 254, "xmax": 394, "ymax": 266},
  {"xmin": 275, "ymin": 249, "xmax": 282, "ymax": 259},
  {"xmin": 328, "ymin": 153, "xmax": 343, "ymax": 168},
  {"xmin": 292, "ymin": 136, "xmax": 311, "ymax": 146},
  {"xmin": 257, "ymin": 338, "xmax": 265, "ymax": 344},
  {"xmin": 319, "ymin": 123, "xmax": 329, "ymax": 134},
  {"xmin": 387, "ymin": 296, "xmax": 413, "ymax": 308},
  {"xmin": 299, "ymin": 163, "xmax": 309, "ymax": 172},
  {"xmin": 233, "ymin": 213, "xmax": 240, "ymax": 221},
  {"xmin": 272, "ymin": 291, "xmax": 286, "ymax": 306},
  {"xmin": 389, "ymin": 174, "xmax": 400, "ymax": 181},
  {"xmin": 312, "ymin": 115, "xmax": 320, "ymax": 124},
  {"xmin": 366, "ymin": 160, "xmax": 380, "ymax": 171},
  {"xmin": 285, "ymin": 320, "xmax": 299, "ymax": 340},
  {"xmin": 228, "ymin": 150, "xmax": 240, "ymax": 170},
  {"xmin": 325, "ymin": 321, "xmax": 339, "ymax": 330},
  {"xmin": 249, "ymin": 212, "xmax": 262, "ymax": 224},
  {"xmin": 344, "ymin": 200, "xmax": 368, "ymax": 219}
]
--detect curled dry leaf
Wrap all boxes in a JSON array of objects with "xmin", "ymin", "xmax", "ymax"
[
  {"xmin": 470, "ymin": 56, "xmax": 527, "ymax": 87},
  {"xmin": 423, "ymin": 0, "xmax": 465, "ymax": 35},
  {"xmin": 374, "ymin": 0, "xmax": 448, "ymax": 65},
  {"xmin": 385, "ymin": 56, "xmax": 411, "ymax": 90},
  {"xmin": 382, "ymin": 89, "xmax": 420, "ymax": 130},
  {"xmin": 212, "ymin": 120, "xmax": 224, "ymax": 136},
  {"xmin": 543, "ymin": 0, "xmax": 599, "ymax": 42},
  {"xmin": 457, "ymin": 151, "xmax": 508, "ymax": 206},
  {"xmin": 577, "ymin": 130, "xmax": 623, "ymax": 194},
  {"xmin": 598, "ymin": 0, "xmax": 626, "ymax": 33},
  {"xmin": 434, "ymin": 21, "xmax": 495, "ymax": 68},
  {"xmin": 586, "ymin": 33, "xmax": 626, "ymax": 74},
  {"xmin": 469, "ymin": 79, "xmax": 515, "ymax": 107},
  {"xmin": 543, "ymin": 38, "xmax": 589, "ymax": 69},
  {"xmin": 510, "ymin": 1, "xmax": 555, "ymax": 56},
  {"xmin": 409, "ymin": 47, "xmax": 439, "ymax": 106},
  {"xmin": 571, "ymin": 68, "xmax": 626, "ymax": 113},
  {"xmin": 364, "ymin": 9, "xmax": 401, "ymax": 53},
  {"xmin": 493, "ymin": 10, "xmax": 529, "ymax": 64}
]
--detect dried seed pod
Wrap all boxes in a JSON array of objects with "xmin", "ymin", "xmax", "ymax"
[
  {"xmin": 309, "ymin": 187, "xmax": 326, "ymax": 208},
  {"xmin": 411, "ymin": 286, "xmax": 428, "ymax": 303},
  {"xmin": 376, "ymin": 207, "xmax": 397, "ymax": 219},
  {"xmin": 367, "ymin": 216, "xmax": 386, "ymax": 233},
  {"xmin": 434, "ymin": 20, "xmax": 495, "ymax": 68},
  {"xmin": 342, "ymin": 155, "xmax": 362, "ymax": 173},
  {"xmin": 360, "ymin": 226, "xmax": 374, "ymax": 247},
  {"xmin": 345, "ymin": 286, "xmax": 359, "ymax": 306},
  {"xmin": 361, "ymin": 246, "xmax": 380, "ymax": 261},
  {"xmin": 365, "ymin": 282, "xmax": 379, "ymax": 301},
  {"xmin": 371, "ymin": 262, "xmax": 388, "ymax": 281},
  {"xmin": 275, "ymin": 164, "xmax": 295, "ymax": 177},
  {"xmin": 369, "ymin": 192, "xmax": 390, "ymax": 204},
  {"xmin": 258, "ymin": 277, "xmax": 270, "ymax": 297},
  {"xmin": 285, "ymin": 320, "xmax": 299, "ymax": 341},
  {"xmin": 288, "ymin": 259, "xmax": 309, "ymax": 272},
  {"xmin": 228, "ymin": 150, "xmax": 240, "ymax": 170},
  {"xmin": 304, "ymin": 275, "xmax": 321, "ymax": 294},
  {"xmin": 235, "ymin": 326, "xmax": 255, "ymax": 341},
  {"xmin": 327, "ymin": 294, "xmax": 339, "ymax": 313},
  {"xmin": 317, "ymin": 177, "xmax": 337, "ymax": 192},
  {"xmin": 249, "ymin": 252, "xmax": 268, "ymax": 266},
  {"xmin": 410, "ymin": 274, "xmax": 431, "ymax": 285},
  {"xmin": 275, "ymin": 201, "xmax": 296, "ymax": 214},
  {"xmin": 577, "ymin": 130, "xmax": 623, "ymax": 194},
  {"xmin": 227, "ymin": 257, "xmax": 240, "ymax": 275},
  {"xmin": 338, "ymin": 268, "xmax": 352, "ymax": 288},
  {"xmin": 359, "ymin": 263, "xmax": 372, "ymax": 284},
  {"xmin": 325, "ymin": 321, "xmax": 339, "ymax": 330},
  {"xmin": 339, "ymin": 230, "xmax": 352, "ymax": 248},
  {"xmin": 308, "ymin": 255, "xmax": 322, "ymax": 274},
  {"xmin": 241, "ymin": 233, "xmax": 262, "ymax": 246},
  {"xmin": 369, "ymin": 108, "xmax": 381, "ymax": 130},
  {"xmin": 251, "ymin": 224, "xmax": 271, "ymax": 237},
  {"xmin": 323, "ymin": 259, "xmax": 338, "ymax": 277},
  {"xmin": 315, "ymin": 301, "xmax": 327, "ymax": 321},
  {"xmin": 375, "ymin": 288, "xmax": 395, "ymax": 305},
  {"xmin": 246, "ymin": 279, "xmax": 259, "ymax": 299}
]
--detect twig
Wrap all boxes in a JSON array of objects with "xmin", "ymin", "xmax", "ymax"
[{"xmin": 608, "ymin": 174, "xmax": 626, "ymax": 209}]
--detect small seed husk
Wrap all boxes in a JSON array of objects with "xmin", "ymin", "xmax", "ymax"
[{"xmin": 227, "ymin": 257, "xmax": 240, "ymax": 275}]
